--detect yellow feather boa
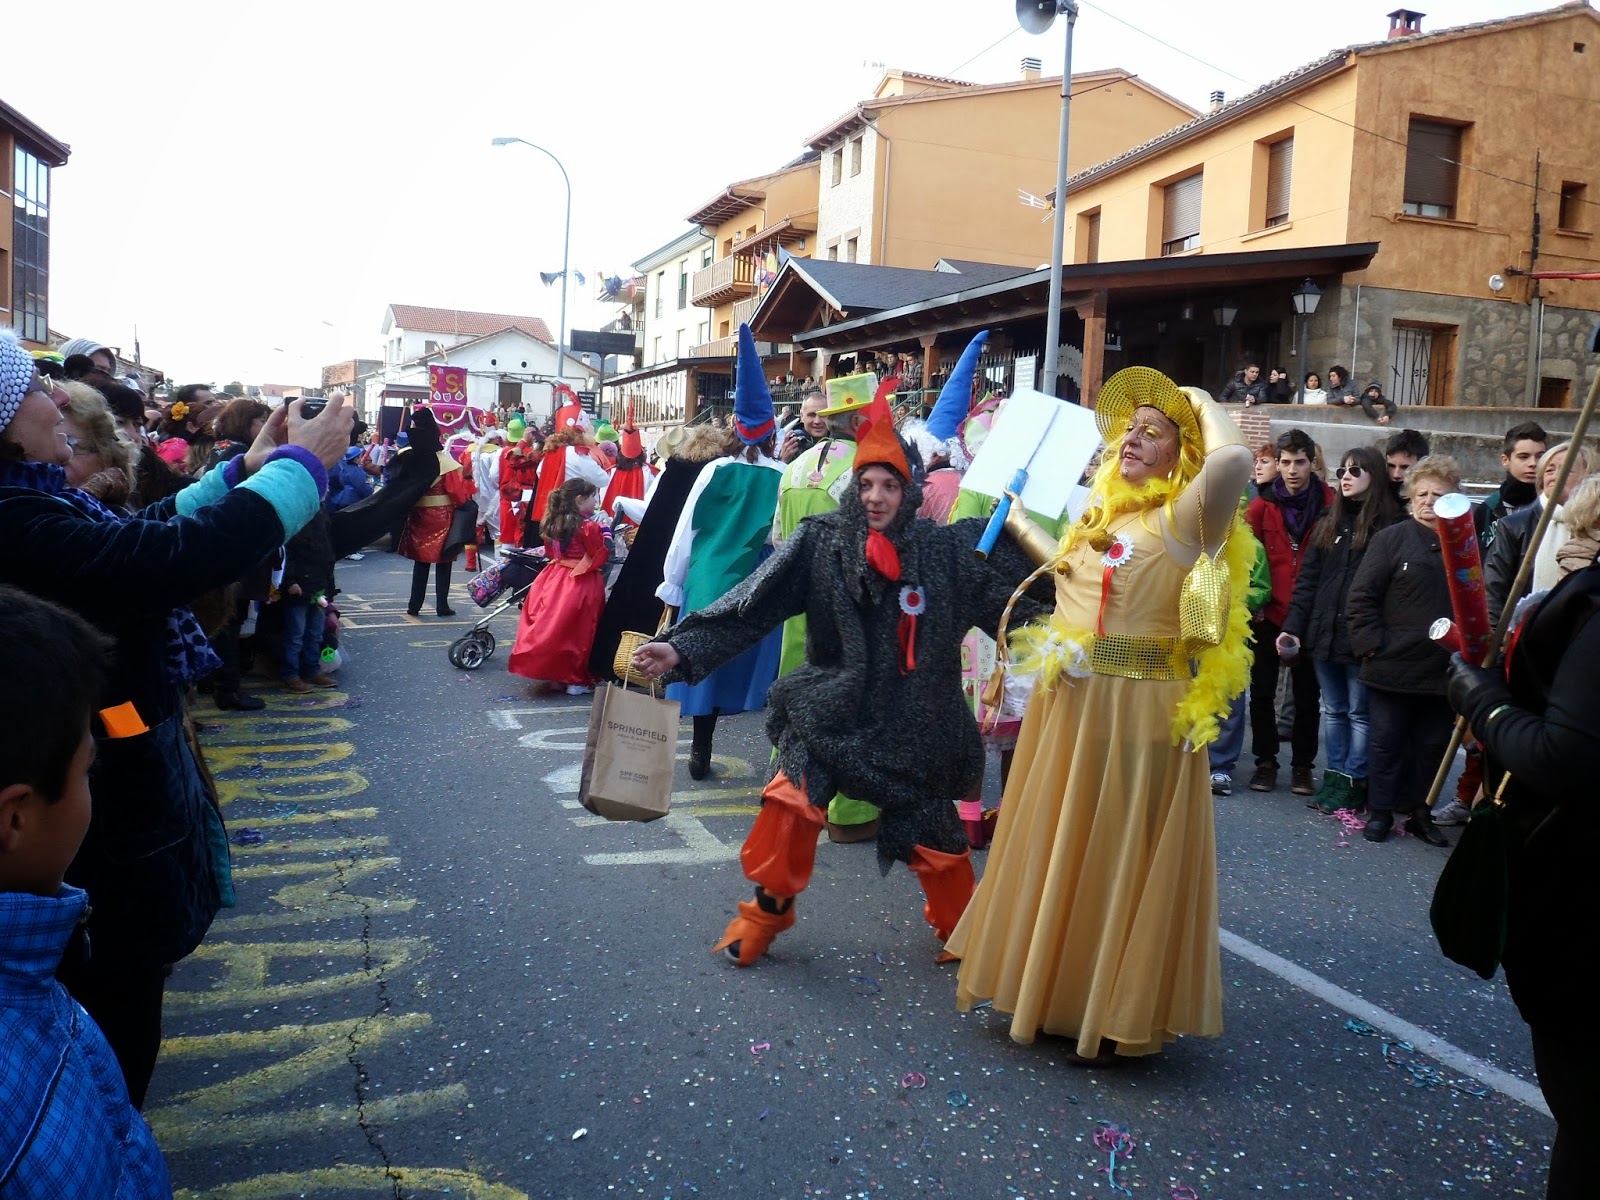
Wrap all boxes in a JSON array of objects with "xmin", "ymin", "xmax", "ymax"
[{"xmin": 1004, "ymin": 468, "xmax": 1255, "ymax": 751}]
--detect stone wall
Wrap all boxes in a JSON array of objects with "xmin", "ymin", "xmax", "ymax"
[{"xmin": 1305, "ymin": 284, "xmax": 1599, "ymax": 409}]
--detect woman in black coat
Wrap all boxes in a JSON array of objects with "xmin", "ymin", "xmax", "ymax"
[
  {"xmin": 1278, "ymin": 445, "xmax": 1403, "ymax": 813},
  {"xmin": 1345, "ymin": 455, "xmax": 1461, "ymax": 846},
  {"xmin": 0, "ymin": 335, "xmax": 352, "ymax": 1105},
  {"xmin": 1445, "ymin": 564, "xmax": 1600, "ymax": 1198}
]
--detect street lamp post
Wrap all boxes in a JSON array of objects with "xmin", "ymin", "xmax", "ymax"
[
  {"xmin": 492, "ymin": 137, "xmax": 572, "ymax": 382},
  {"xmin": 1017, "ymin": 0, "xmax": 1080, "ymax": 400},
  {"xmin": 1212, "ymin": 300, "xmax": 1239, "ymax": 393},
  {"xmin": 1290, "ymin": 278, "xmax": 1322, "ymax": 404}
]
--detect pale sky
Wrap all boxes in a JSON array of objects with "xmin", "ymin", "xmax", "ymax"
[{"xmin": 10, "ymin": 0, "xmax": 1529, "ymax": 385}]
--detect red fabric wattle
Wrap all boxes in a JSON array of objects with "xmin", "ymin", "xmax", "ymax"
[
  {"xmin": 898, "ymin": 612, "xmax": 918, "ymax": 674},
  {"xmin": 866, "ymin": 529, "xmax": 901, "ymax": 581}
]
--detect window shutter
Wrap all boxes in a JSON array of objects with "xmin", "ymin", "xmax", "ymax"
[
  {"xmin": 1266, "ymin": 138, "xmax": 1294, "ymax": 222},
  {"xmin": 1404, "ymin": 120, "xmax": 1461, "ymax": 209},
  {"xmin": 1086, "ymin": 212, "xmax": 1101, "ymax": 263},
  {"xmin": 1162, "ymin": 173, "xmax": 1203, "ymax": 243}
]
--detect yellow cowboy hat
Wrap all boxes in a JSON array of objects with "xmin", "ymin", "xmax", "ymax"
[{"xmin": 1093, "ymin": 366, "xmax": 1203, "ymax": 448}]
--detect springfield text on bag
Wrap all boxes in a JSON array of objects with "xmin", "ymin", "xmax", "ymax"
[{"xmin": 606, "ymin": 721, "xmax": 671, "ymax": 744}]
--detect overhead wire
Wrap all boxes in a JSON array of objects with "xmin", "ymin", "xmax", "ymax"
[{"xmin": 1077, "ymin": 0, "xmax": 1600, "ymax": 215}]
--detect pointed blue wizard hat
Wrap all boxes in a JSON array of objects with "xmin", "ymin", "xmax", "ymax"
[
  {"xmin": 733, "ymin": 324, "xmax": 777, "ymax": 445},
  {"xmin": 925, "ymin": 329, "xmax": 989, "ymax": 444}
]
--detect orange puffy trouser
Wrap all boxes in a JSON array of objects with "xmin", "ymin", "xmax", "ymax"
[{"xmin": 739, "ymin": 772, "xmax": 827, "ymax": 896}]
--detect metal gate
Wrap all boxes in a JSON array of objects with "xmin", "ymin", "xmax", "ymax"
[{"xmin": 1391, "ymin": 325, "xmax": 1433, "ymax": 406}]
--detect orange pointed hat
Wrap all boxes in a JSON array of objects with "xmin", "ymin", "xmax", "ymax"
[
  {"xmin": 853, "ymin": 376, "xmax": 910, "ymax": 479},
  {"xmin": 619, "ymin": 400, "xmax": 643, "ymax": 459}
]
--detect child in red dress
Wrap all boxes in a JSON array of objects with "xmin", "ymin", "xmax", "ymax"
[{"xmin": 508, "ymin": 479, "xmax": 611, "ymax": 694}]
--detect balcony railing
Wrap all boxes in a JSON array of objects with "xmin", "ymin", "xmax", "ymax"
[
  {"xmin": 690, "ymin": 334, "xmax": 739, "ymax": 358},
  {"xmin": 731, "ymin": 294, "xmax": 763, "ymax": 329},
  {"xmin": 690, "ymin": 253, "xmax": 755, "ymax": 307}
]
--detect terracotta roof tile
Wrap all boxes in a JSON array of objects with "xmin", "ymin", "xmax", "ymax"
[{"xmin": 386, "ymin": 304, "xmax": 553, "ymax": 344}]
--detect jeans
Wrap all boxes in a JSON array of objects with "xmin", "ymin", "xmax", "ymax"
[
  {"xmin": 1209, "ymin": 693, "xmax": 1248, "ymax": 775},
  {"xmin": 1313, "ymin": 658, "xmax": 1369, "ymax": 779},
  {"xmin": 280, "ymin": 600, "xmax": 325, "ymax": 680},
  {"xmin": 1248, "ymin": 619, "xmax": 1320, "ymax": 768}
]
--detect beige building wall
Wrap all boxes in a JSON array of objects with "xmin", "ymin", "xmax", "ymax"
[
  {"xmin": 1346, "ymin": 12, "xmax": 1600, "ymax": 313},
  {"xmin": 817, "ymin": 128, "xmax": 880, "ymax": 264},
  {"xmin": 1062, "ymin": 70, "xmax": 1360, "ymax": 264},
  {"xmin": 877, "ymin": 76, "xmax": 1195, "ymax": 270},
  {"xmin": 700, "ymin": 161, "xmax": 820, "ymax": 344}
]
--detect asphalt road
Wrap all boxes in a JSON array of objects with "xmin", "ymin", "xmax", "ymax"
[{"xmin": 146, "ymin": 551, "xmax": 1555, "ymax": 1200}]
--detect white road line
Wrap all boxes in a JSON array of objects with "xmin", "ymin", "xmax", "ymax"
[
  {"xmin": 583, "ymin": 812, "xmax": 739, "ymax": 866},
  {"xmin": 1218, "ymin": 928, "xmax": 1550, "ymax": 1117}
]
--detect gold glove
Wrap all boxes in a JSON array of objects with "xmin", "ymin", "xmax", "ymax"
[
  {"xmin": 1190, "ymin": 388, "xmax": 1248, "ymax": 456},
  {"xmin": 1003, "ymin": 492, "xmax": 1061, "ymax": 567}
]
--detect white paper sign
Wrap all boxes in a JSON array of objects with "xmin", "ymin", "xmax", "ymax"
[
  {"xmin": 961, "ymin": 388, "xmax": 1102, "ymax": 521},
  {"xmin": 1013, "ymin": 355, "xmax": 1036, "ymax": 394}
]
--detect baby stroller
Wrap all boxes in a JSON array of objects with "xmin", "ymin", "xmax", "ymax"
[{"xmin": 448, "ymin": 547, "xmax": 548, "ymax": 670}]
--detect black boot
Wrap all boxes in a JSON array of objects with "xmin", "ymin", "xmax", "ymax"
[
  {"xmin": 435, "ymin": 563, "xmax": 455, "ymax": 617},
  {"xmin": 689, "ymin": 714, "xmax": 716, "ymax": 780},
  {"xmin": 1362, "ymin": 810, "xmax": 1394, "ymax": 843},
  {"xmin": 1405, "ymin": 807, "xmax": 1450, "ymax": 847},
  {"xmin": 407, "ymin": 561, "xmax": 429, "ymax": 616}
]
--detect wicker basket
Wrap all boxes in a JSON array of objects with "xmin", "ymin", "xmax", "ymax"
[{"xmin": 613, "ymin": 607, "xmax": 674, "ymax": 686}]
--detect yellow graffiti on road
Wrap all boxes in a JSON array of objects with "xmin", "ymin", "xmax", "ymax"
[
  {"xmin": 176, "ymin": 1166, "xmax": 528, "ymax": 1199},
  {"xmin": 214, "ymin": 769, "xmax": 369, "ymax": 808},
  {"xmin": 163, "ymin": 937, "xmax": 428, "ymax": 1011},
  {"xmin": 147, "ymin": 1014, "xmax": 462, "ymax": 1152}
]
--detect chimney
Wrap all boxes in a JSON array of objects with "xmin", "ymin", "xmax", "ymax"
[
  {"xmin": 1387, "ymin": 8, "xmax": 1425, "ymax": 39},
  {"xmin": 1021, "ymin": 56, "xmax": 1042, "ymax": 82},
  {"xmin": 1207, "ymin": 90, "xmax": 1225, "ymax": 115}
]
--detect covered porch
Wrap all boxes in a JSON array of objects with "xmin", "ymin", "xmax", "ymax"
[{"xmin": 775, "ymin": 242, "xmax": 1379, "ymax": 410}]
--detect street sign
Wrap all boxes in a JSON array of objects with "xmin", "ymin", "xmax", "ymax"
[{"xmin": 570, "ymin": 329, "xmax": 638, "ymax": 357}]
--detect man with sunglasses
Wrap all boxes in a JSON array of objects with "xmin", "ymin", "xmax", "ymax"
[{"xmin": 1245, "ymin": 428, "xmax": 1332, "ymax": 795}]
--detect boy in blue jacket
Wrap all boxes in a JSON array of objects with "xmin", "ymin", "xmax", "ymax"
[{"xmin": 0, "ymin": 586, "xmax": 171, "ymax": 1198}]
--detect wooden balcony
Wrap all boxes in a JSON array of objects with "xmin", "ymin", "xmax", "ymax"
[
  {"xmin": 690, "ymin": 334, "xmax": 738, "ymax": 359},
  {"xmin": 731, "ymin": 294, "xmax": 763, "ymax": 328},
  {"xmin": 690, "ymin": 253, "xmax": 755, "ymax": 307}
]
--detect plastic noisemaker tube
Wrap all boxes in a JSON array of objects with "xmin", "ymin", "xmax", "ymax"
[{"xmin": 1432, "ymin": 493, "xmax": 1492, "ymax": 664}]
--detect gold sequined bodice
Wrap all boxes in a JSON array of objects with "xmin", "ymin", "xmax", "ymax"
[{"xmin": 1052, "ymin": 512, "xmax": 1188, "ymax": 641}]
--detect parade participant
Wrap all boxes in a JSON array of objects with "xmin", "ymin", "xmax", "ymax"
[
  {"xmin": 903, "ymin": 332, "xmax": 987, "ymax": 525},
  {"xmin": 769, "ymin": 369, "xmax": 879, "ymax": 834},
  {"xmin": 0, "ymin": 330, "xmax": 352, "ymax": 1103},
  {"xmin": 498, "ymin": 428, "xmax": 543, "ymax": 548},
  {"xmin": 589, "ymin": 425, "xmax": 726, "ymax": 682},
  {"xmin": 530, "ymin": 388, "xmax": 612, "ymax": 532},
  {"xmin": 631, "ymin": 377, "xmax": 1055, "ymax": 965},
  {"xmin": 396, "ymin": 407, "xmax": 475, "ymax": 617},
  {"xmin": 1443, "ymin": 561, "xmax": 1600, "ymax": 1199},
  {"xmin": 600, "ymin": 401, "xmax": 656, "ymax": 516},
  {"xmin": 948, "ymin": 368, "xmax": 1254, "ymax": 1062},
  {"xmin": 472, "ymin": 428, "xmax": 505, "ymax": 553},
  {"xmin": 655, "ymin": 327, "xmax": 786, "ymax": 781},
  {"xmin": 507, "ymin": 478, "xmax": 610, "ymax": 694}
]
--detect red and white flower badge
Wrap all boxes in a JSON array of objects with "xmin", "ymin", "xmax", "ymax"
[
  {"xmin": 1101, "ymin": 533, "xmax": 1135, "ymax": 570},
  {"xmin": 897, "ymin": 585, "xmax": 926, "ymax": 674},
  {"xmin": 1097, "ymin": 534, "xmax": 1135, "ymax": 635}
]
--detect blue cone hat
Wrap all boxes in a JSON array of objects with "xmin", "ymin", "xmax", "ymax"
[
  {"xmin": 733, "ymin": 324, "xmax": 777, "ymax": 445},
  {"xmin": 926, "ymin": 330, "xmax": 988, "ymax": 444}
]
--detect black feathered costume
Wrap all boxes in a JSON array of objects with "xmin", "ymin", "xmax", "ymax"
[{"xmin": 657, "ymin": 424, "xmax": 1048, "ymax": 965}]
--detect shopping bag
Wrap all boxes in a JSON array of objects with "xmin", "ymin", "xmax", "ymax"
[
  {"xmin": 578, "ymin": 682, "xmax": 680, "ymax": 822},
  {"xmin": 1429, "ymin": 800, "xmax": 1511, "ymax": 980}
]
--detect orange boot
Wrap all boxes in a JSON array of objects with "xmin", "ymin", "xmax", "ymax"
[
  {"xmin": 908, "ymin": 844, "xmax": 977, "ymax": 958},
  {"xmin": 712, "ymin": 888, "xmax": 795, "ymax": 967},
  {"xmin": 711, "ymin": 773, "xmax": 824, "ymax": 965}
]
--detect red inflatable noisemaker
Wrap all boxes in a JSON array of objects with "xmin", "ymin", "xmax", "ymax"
[{"xmin": 1432, "ymin": 493, "xmax": 1491, "ymax": 664}]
